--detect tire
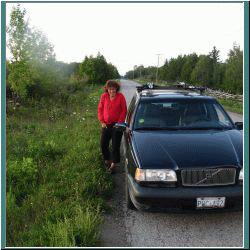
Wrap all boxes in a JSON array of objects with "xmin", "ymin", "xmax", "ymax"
[{"xmin": 125, "ymin": 175, "xmax": 136, "ymax": 210}]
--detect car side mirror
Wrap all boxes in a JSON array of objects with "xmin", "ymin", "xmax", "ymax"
[
  {"xmin": 114, "ymin": 122, "xmax": 128, "ymax": 132},
  {"xmin": 235, "ymin": 122, "xmax": 243, "ymax": 130}
]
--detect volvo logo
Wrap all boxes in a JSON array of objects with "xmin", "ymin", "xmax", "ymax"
[
  {"xmin": 196, "ymin": 169, "xmax": 222, "ymax": 185},
  {"xmin": 182, "ymin": 168, "xmax": 235, "ymax": 187},
  {"xmin": 206, "ymin": 172, "xmax": 213, "ymax": 180}
]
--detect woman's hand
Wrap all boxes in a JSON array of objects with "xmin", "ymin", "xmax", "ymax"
[{"xmin": 101, "ymin": 123, "xmax": 107, "ymax": 128}]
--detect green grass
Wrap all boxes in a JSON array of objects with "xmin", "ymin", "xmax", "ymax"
[
  {"xmin": 217, "ymin": 98, "xmax": 243, "ymax": 114},
  {"xmin": 6, "ymin": 85, "xmax": 114, "ymax": 247}
]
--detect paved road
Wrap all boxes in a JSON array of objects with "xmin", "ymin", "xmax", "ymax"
[
  {"xmin": 98, "ymin": 79, "xmax": 244, "ymax": 247},
  {"xmin": 227, "ymin": 111, "xmax": 243, "ymax": 123}
]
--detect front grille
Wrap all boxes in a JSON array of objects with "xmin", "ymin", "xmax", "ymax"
[{"xmin": 181, "ymin": 167, "xmax": 236, "ymax": 187}]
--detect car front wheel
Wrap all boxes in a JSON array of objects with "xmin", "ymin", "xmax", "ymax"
[{"xmin": 125, "ymin": 175, "xmax": 135, "ymax": 210}]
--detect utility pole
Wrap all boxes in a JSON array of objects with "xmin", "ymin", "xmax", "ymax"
[{"xmin": 156, "ymin": 54, "xmax": 163, "ymax": 83}]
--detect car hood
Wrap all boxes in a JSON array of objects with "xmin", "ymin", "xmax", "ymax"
[{"xmin": 132, "ymin": 129, "xmax": 243, "ymax": 170}]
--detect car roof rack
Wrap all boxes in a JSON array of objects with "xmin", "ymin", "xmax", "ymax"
[{"xmin": 136, "ymin": 83, "xmax": 206, "ymax": 95}]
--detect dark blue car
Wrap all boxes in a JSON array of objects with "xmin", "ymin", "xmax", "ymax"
[{"xmin": 116, "ymin": 84, "xmax": 243, "ymax": 212}]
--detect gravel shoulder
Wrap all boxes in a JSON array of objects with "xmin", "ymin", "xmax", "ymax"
[{"xmin": 97, "ymin": 158, "xmax": 130, "ymax": 247}]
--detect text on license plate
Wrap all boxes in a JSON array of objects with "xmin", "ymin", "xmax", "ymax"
[{"xmin": 196, "ymin": 197, "xmax": 226, "ymax": 209}]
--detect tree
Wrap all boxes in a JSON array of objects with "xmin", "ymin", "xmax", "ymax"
[
  {"xmin": 209, "ymin": 46, "xmax": 220, "ymax": 64},
  {"xmin": 162, "ymin": 56, "xmax": 186, "ymax": 82},
  {"xmin": 180, "ymin": 53, "xmax": 198, "ymax": 83},
  {"xmin": 222, "ymin": 46, "xmax": 243, "ymax": 94},
  {"xmin": 7, "ymin": 5, "xmax": 35, "ymax": 98},
  {"xmin": 7, "ymin": 5, "xmax": 28, "ymax": 62},
  {"xmin": 159, "ymin": 60, "xmax": 169, "ymax": 81},
  {"xmin": 7, "ymin": 60, "xmax": 36, "ymax": 98},
  {"xmin": 191, "ymin": 55, "xmax": 213, "ymax": 87},
  {"xmin": 26, "ymin": 27, "xmax": 55, "ymax": 63},
  {"xmin": 7, "ymin": 4, "xmax": 57, "ymax": 98},
  {"xmin": 107, "ymin": 63, "xmax": 120, "ymax": 80},
  {"xmin": 7, "ymin": 5, "xmax": 55, "ymax": 64},
  {"xmin": 208, "ymin": 46, "xmax": 222, "ymax": 88},
  {"xmin": 79, "ymin": 53, "xmax": 120, "ymax": 84}
]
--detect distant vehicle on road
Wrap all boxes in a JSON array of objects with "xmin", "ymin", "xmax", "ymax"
[{"xmin": 115, "ymin": 84, "xmax": 243, "ymax": 212}]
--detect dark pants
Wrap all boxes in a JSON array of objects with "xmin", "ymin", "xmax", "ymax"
[{"xmin": 101, "ymin": 125, "xmax": 123, "ymax": 163}]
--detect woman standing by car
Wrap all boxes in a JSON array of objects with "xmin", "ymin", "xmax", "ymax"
[{"xmin": 98, "ymin": 80, "xmax": 127, "ymax": 173}]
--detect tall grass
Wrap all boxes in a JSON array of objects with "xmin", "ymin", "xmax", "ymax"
[{"xmin": 6, "ymin": 84, "xmax": 114, "ymax": 247}]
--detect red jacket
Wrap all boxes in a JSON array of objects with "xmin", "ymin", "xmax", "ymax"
[{"xmin": 98, "ymin": 92, "xmax": 127, "ymax": 125}]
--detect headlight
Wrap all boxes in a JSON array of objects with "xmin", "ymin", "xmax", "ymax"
[
  {"xmin": 135, "ymin": 168, "xmax": 177, "ymax": 182},
  {"xmin": 239, "ymin": 169, "xmax": 243, "ymax": 183}
]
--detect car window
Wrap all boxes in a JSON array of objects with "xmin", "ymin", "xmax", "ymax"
[
  {"xmin": 212, "ymin": 103, "xmax": 234, "ymax": 127},
  {"xmin": 133, "ymin": 100, "xmax": 234, "ymax": 130}
]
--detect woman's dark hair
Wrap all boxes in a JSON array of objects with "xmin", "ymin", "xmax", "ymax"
[{"xmin": 104, "ymin": 80, "xmax": 120, "ymax": 92}]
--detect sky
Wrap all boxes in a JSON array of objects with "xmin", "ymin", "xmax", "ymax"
[{"xmin": 5, "ymin": 1, "xmax": 245, "ymax": 76}]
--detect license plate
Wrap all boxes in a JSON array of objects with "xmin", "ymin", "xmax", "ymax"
[{"xmin": 196, "ymin": 197, "xmax": 226, "ymax": 209}]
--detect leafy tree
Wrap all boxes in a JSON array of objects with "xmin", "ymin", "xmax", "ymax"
[
  {"xmin": 217, "ymin": 63, "xmax": 227, "ymax": 90},
  {"xmin": 7, "ymin": 5, "xmax": 28, "ymax": 62},
  {"xmin": 124, "ymin": 70, "xmax": 134, "ymax": 79},
  {"xmin": 107, "ymin": 63, "xmax": 120, "ymax": 80},
  {"xmin": 94, "ymin": 53, "xmax": 110, "ymax": 83},
  {"xmin": 133, "ymin": 65, "xmax": 144, "ymax": 79},
  {"xmin": 222, "ymin": 46, "xmax": 243, "ymax": 94},
  {"xmin": 7, "ymin": 5, "xmax": 55, "ymax": 64},
  {"xmin": 209, "ymin": 46, "xmax": 222, "ymax": 88},
  {"xmin": 209, "ymin": 46, "xmax": 220, "ymax": 64},
  {"xmin": 163, "ymin": 59, "xmax": 169, "ymax": 67},
  {"xmin": 7, "ymin": 5, "xmax": 35, "ymax": 98},
  {"xmin": 7, "ymin": 60, "xmax": 36, "ymax": 98},
  {"xmin": 79, "ymin": 55, "xmax": 100, "ymax": 84},
  {"xmin": 23, "ymin": 27, "xmax": 57, "ymax": 97},
  {"xmin": 142, "ymin": 66, "xmax": 157, "ymax": 81},
  {"xmin": 79, "ymin": 53, "xmax": 119, "ymax": 84},
  {"xmin": 7, "ymin": 4, "xmax": 57, "ymax": 98},
  {"xmin": 180, "ymin": 53, "xmax": 198, "ymax": 83},
  {"xmin": 124, "ymin": 45, "xmax": 242, "ymax": 95},
  {"xmin": 26, "ymin": 27, "xmax": 55, "ymax": 63},
  {"xmin": 124, "ymin": 65, "xmax": 156, "ymax": 80},
  {"xmin": 191, "ymin": 55, "xmax": 213, "ymax": 87},
  {"xmin": 159, "ymin": 59, "xmax": 169, "ymax": 81},
  {"xmin": 162, "ymin": 56, "xmax": 186, "ymax": 82}
]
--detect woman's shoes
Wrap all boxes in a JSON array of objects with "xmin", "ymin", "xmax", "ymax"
[
  {"xmin": 109, "ymin": 162, "xmax": 119, "ymax": 174},
  {"xmin": 105, "ymin": 160, "xmax": 112, "ymax": 169},
  {"xmin": 105, "ymin": 161, "xmax": 118, "ymax": 174},
  {"xmin": 109, "ymin": 163, "xmax": 116, "ymax": 174}
]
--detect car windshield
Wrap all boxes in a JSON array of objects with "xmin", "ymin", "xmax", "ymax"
[{"xmin": 133, "ymin": 99, "xmax": 234, "ymax": 130}]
